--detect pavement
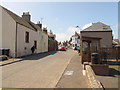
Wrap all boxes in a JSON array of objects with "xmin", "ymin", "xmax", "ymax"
[
  {"xmin": 56, "ymin": 51, "xmax": 87, "ymax": 88},
  {"xmin": 95, "ymin": 60, "xmax": 120, "ymax": 89}
]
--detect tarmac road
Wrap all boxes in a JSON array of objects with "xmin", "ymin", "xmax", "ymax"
[{"xmin": 2, "ymin": 49, "xmax": 75, "ymax": 88}]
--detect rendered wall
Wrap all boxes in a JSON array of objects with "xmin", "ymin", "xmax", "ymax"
[
  {"xmin": 81, "ymin": 31, "xmax": 113, "ymax": 47},
  {"xmin": 2, "ymin": 7, "xmax": 16, "ymax": 57},
  {"xmin": 17, "ymin": 24, "xmax": 38, "ymax": 57}
]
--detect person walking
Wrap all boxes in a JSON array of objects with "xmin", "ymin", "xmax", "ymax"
[{"xmin": 31, "ymin": 45, "xmax": 35, "ymax": 54}]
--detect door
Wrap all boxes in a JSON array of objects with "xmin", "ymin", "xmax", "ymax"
[{"xmin": 34, "ymin": 40, "xmax": 37, "ymax": 49}]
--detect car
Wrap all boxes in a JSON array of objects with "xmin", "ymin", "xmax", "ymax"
[
  {"xmin": 76, "ymin": 46, "xmax": 80, "ymax": 53},
  {"xmin": 59, "ymin": 47, "xmax": 66, "ymax": 51}
]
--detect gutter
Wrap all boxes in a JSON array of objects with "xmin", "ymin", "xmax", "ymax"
[{"xmin": 15, "ymin": 22, "xmax": 18, "ymax": 57}]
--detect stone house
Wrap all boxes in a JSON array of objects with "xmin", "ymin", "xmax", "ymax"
[{"xmin": 81, "ymin": 22, "xmax": 113, "ymax": 48}]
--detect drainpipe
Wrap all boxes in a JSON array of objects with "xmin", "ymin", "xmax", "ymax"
[{"xmin": 15, "ymin": 22, "xmax": 18, "ymax": 57}]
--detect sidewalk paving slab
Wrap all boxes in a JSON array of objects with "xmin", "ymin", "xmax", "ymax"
[{"xmin": 56, "ymin": 51, "xmax": 87, "ymax": 88}]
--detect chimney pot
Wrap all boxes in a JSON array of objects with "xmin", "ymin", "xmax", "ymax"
[
  {"xmin": 37, "ymin": 21, "xmax": 42, "ymax": 29},
  {"xmin": 22, "ymin": 12, "xmax": 31, "ymax": 22}
]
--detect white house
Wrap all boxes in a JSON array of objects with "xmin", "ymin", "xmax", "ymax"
[
  {"xmin": 71, "ymin": 32, "xmax": 80, "ymax": 50},
  {"xmin": 0, "ymin": 6, "xmax": 48, "ymax": 57}
]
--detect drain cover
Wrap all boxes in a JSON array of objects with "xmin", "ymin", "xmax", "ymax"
[{"xmin": 64, "ymin": 70, "xmax": 74, "ymax": 75}]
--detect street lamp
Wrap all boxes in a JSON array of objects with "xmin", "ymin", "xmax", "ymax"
[
  {"xmin": 75, "ymin": 26, "xmax": 81, "ymax": 53},
  {"xmin": 75, "ymin": 26, "xmax": 82, "ymax": 32}
]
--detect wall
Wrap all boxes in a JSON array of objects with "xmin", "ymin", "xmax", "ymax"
[
  {"xmin": 48, "ymin": 38, "xmax": 58, "ymax": 51},
  {"xmin": 17, "ymin": 24, "xmax": 38, "ymax": 57},
  {"xmin": 85, "ymin": 65, "xmax": 104, "ymax": 89},
  {"xmin": 2, "ymin": 7, "xmax": 16, "ymax": 57},
  {"xmin": 81, "ymin": 31, "xmax": 113, "ymax": 47},
  {"xmin": 0, "ymin": 6, "xmax": 2, "ymax": 49},
  {"xmin": 37, "ymin": 30, "xmax": 48, "ymax": 53},
  {"xmin": 71, "ymin": 36, "xmax": 80, "ymax": 48}
]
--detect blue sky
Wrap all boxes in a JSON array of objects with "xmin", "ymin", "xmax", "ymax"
[{"xmin": 1, "ymin": 2, "xmax": 118, "ymax": 42}]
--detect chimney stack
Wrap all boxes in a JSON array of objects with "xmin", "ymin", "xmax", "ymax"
[
  {"xmin": 43, "ymin": 27, "xmax": 48, "ymax": 34},
  {"xmin": 37, "ymin": 21, "xmax": 42, "ymax": 29},
  {"xmin": 22, "ymin": 12, "xmax": 31, "ymax": 22}
]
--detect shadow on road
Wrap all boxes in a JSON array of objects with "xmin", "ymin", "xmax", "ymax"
[{"xmin": 22, "ymin": 51, "xmax": 57, "ymax": 60}]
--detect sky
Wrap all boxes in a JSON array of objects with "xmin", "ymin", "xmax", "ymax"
[{"xmin": 0, "ymin": 2, "xmax": 118, "ymax": 42}]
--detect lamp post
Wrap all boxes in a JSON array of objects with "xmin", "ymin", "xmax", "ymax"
[
  {"xmin": 74, "ymin": 26, "xmax": 81, "ymax": 53},
  {"xmin": 75, "ymin": 26, "xmax": 82, "ymax": 32}
]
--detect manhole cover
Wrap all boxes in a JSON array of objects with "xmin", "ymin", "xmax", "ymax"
[{"xmin": 64, "ymin": 70, "xmax": 74, "ymax": 75}]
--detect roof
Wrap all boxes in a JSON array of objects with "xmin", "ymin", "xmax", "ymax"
[
  {"xmin": 81, "ymin": 22, "xmax": 112, "ymax": 32},
  {"xmin": 1, "ymin": 6, "xmax": 37, "ymax": 31},
  {"xmin": 48, "ymin": 30, "xmax": 56, "ymax": 37},
  {"xmin": 113, "ymin": 39, "xmax": 119, "ymax": 43},
  {"xmin": 72, "ymin": 32, "xmax": 80, "ymax": 37},
  {"xmin": 113, "ymin": 39, "xmax": 119, "ymax": 45},
  {"xmin": 29, "ymin": 22, "xmax": 42, "ymax": 31}
]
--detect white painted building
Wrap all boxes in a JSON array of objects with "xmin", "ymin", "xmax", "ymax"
[
  {"xmin": 71, "ymin": 32, "xmax": 80, "ymax": 50},
  {"xmin": 0, "ymin": 6, "xmax": 48, "ymax": 57}
]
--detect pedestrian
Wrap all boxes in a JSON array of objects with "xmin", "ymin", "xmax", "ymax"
[{"xmin": 31, "ymin": 45, "xmax": 35, "ymax": 54}]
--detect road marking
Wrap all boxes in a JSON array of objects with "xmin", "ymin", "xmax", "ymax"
[{"xmin": 64, "ymin": 70, "xmax": 74, "ymax": 75}]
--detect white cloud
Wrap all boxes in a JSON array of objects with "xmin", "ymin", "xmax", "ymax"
[
  {"xmin": 67, "ymin": 26, "xmax": 80, "ymax": 33},
  {"xmin": 82, "ymin": 23, "xmax": 92, "ymax": 30},
  {"xmin": 56, "ymin": 33, "xmax": 70, "ymax": 42},
  {"xmin": 56, "ymin": 26, "xmax": 83, "ymax": 42}
]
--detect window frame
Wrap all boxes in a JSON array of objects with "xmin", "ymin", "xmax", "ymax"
[{"xmin": 25, "ymin": 31, "xmax": 29, "ymax": 43}]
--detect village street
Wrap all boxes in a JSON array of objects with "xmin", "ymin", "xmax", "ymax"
[{"xmin": 2, "ymin": 49, "xmax": 77, "ymax": 88}]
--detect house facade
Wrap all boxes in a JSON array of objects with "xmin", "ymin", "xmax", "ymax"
[
  {"xmin": 37, "ymin": 27, "xmax": 48, "ymax": 53},
  {"xmin": 81, "ymin": 22, "xmax": 113, "ymax": 48},
  {"xmin": 0, "ymin": 6, "xmax": 48, "ymax": 57},
  {"xmin": 71, "ymin": 32, "xmax": 80, "ymax": 50}
]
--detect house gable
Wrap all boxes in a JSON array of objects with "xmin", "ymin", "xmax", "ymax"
[
  {"xmin": 82, "ymin": 22, "xmax": 112, "ymax": 32},
  {"xmin": 2, "ymin": 6, "xmax": 37, "ymax": 31}
]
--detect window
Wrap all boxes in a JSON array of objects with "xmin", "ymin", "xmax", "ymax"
[
  {"xmin": 25, "ymin": 31, "xmax": 29, "ymax": 43},
  {"xmin": 34, "ymin": 40, "xmax": 37, "ymax": 49}
]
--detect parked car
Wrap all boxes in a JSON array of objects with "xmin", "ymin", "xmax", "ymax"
[
  {"xmin": 59, "ymin": 47, "xmax": 66, "ymax": 51},
  {"xmin": 76, "ymin": 46, "xmax": 80, "ymax": 53}
]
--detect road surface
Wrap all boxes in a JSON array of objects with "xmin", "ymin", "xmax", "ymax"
[{"xmin": 2, "ymin": 49, "xmax": 75, "ymax": 88}]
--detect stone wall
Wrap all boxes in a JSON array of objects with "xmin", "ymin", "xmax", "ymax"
[{"xmin": 85, "ymin": 65, "xmax": 104, "ymax": 89}]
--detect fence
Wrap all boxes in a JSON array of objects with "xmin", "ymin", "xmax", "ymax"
[{"xmin": 101, "ymin": 47, "xmax": 120, "ymax": 61}]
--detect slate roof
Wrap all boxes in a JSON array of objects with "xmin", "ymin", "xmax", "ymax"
[
  {"xmin": 81, "ymin": 22, "xmax": 112, "ymax": 32},
  {"xmin": 1, "ymin": 6, "xmax": 38, "ymax": 31}
]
